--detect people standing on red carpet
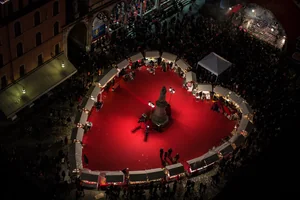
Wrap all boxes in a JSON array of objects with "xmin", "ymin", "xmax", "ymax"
[
  {"xmin": 164, "ymin": 152, "xmax": 168, "ymax": 160},
  {"xmin": 175, "ymin": 153, "xmax": 180, "ymax": 163},
  {"xmin": 168, "ymin": 148, "xmax": 173, "ymax": 157}
]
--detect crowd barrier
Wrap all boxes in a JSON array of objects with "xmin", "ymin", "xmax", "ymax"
[{"xmin": 70, "ymin": 51, "xmax": 255, "ymax": 187}]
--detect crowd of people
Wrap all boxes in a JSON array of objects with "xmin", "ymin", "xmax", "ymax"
[{"xmin": 1, "ymin": 2, "xmax": 297, "ymax": 200}]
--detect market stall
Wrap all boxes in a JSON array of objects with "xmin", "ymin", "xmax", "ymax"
[
  {"xmin": 184, "ymin": 71, "xmax": 197, "ymax": 92},
  {"xmin": 187, "ymin": 156, "xmax": 206, "ymax": 173},
  {"xmin": 194, "ymin": 84, "xmax": 213, "ymax": 100},
  {"xmin": 145, "ymin": 168, "xmax": 165, "ymax": 181},
  {"xmin": 145, "ymin": 51, "xmax": 160, "ymax": 60},
  {"xmin": 80, "ymin": 170, "xmax": 100, "ymax": 189},
  {"xmin": 161, "ymin": 52, "xmax": 177, "ymax": 63},
  {"xmin": 105, "ymin": 171, "xmax": 125, "ymax": 184},
  {"xmin": 229, "ymin": 133, "xmax": 246, "ymax": 148},
  {"xmin": 84, "ymin": 98, "xmax": 95, "ymax": 112},
  {"xmin": 69, "ymin": 143, "xmax": 83, "ymax": 173},
  {"xmin": 130, "ymin": 52, "xmax": 144, "ymax": 62},
  {"xmin": 129, "ymin": 170, "xmax": 148, "ymax": 184},
  {"xmin": 91, "ymin": 85, "xmax": 100, "ymax": 101},
  {"xmin": 175, "ymin": 59, "xmax": 190, "ymax": 73},
  {"xmin": 99, "ymin": 68, "xmax": 118, "ymax": 88},
  {"xmin": 213, "ymin": 86, "xmax": 230, "ymax": 97},
  {"xmin": 77, "ymin": 111, "xmax": 88, "ymax": 127},
  {"xmin": 117, "ymin": 59, "xmax": 130, "ymax": 70},
  {"xmin": 165, "ymin": 163, "xmax": 185, "ymax": 179},
  {"xmin": 71, "ymin": 128, "xmax": 84, "ymax": 143},
  {"xmin": 240, "ymin": 101, "xmax": 253, "ymax": 116},
  {"xmin": 203, "ymin": 151, "xmax": 220, "ymax": 167},
  {"xmin": 228, "ymin": 92, "xmax": 243, "ymax": 106},
  {"xmin": 237, "ymin": 117, "xmax": 254, "ymax": 136},
  {"xmin": 214, "ymin": 142, "xmax": 234, "ymax": 158}
]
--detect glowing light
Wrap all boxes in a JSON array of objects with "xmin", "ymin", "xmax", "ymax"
[{"xmin": 252, "ymin": 9, "xmax": 255, "ymax": 13}]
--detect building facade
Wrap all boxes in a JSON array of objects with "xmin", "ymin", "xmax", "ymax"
[{"xmin": 0, "ymin": 0, "xmax": 66, "ymax": 89}]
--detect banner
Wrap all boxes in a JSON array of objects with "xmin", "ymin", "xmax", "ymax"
[{"xmin": 92, "ymin": 24, "xmax": 106, "ymax": 39}]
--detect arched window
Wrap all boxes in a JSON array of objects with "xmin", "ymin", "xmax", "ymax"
[
  {"xmin": 16, "ymin": 43, "xmax": 23, "ymax": 57},
  {"xmin": 14, "ymin": 21, "xmax": 21, "ymax": 37},
  {"xmin": 53, "ymin": 22, "xmax": 59, "ymax": 36},
  {"xmin": 53, "ymin": 1, "xmax": 59, "ymax": 16},
  {"xmin": 36, "ymin": 32, "xmax": 42, "ymax": 46},
  {"xmin": 0, "ymin": 54, "xmax": 3, "ymax": 68},
  {"xmin": 34, "ymin": 11, "xmax": 40, "ymax": 26}
]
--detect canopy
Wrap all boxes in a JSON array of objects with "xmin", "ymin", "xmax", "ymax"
[
  {"xmin": 176, "ymin": 59, "xmax": 190, "ymax": 71},
  {"xmin": 214, "ymin": 86, "xmax": 230, "ymax": 97},
  {"xmin": 79, "ymin": 111, "xmax": 88, "ymax": 125},
  {"xmin": 228, "ymin": 92, "xmax": 243, "ymax": 105},
  {"xmin": 81, "ymin": 170, "xmax": 100, "ymax": 183},
  {"xmin": 130, "ymin": 53, "xmax": 144, "ymax": 62},
  {"xmin": 0, "ymin": 53, "xmax": 77, "ymax": 119},
  {"xmin": 129, "ymin": 170, "xmax": 148, "ymax": 182},
  {"xmin": 117, "ymin": 59, "xmax": 129, "ymax": 70},
  {"xmin": 198, "ymin": 52, "xmax": 232, "ymax": 76},
  {"xmin": 71, "ymin": 128, "xmax": 84, "ymax": 141},
  {"xmin": 145, "ymin": 51, "xmax": 160, "ymax": 58},
  {"xmin": 214, "ymin": 142, "xmax": 234, "ymax": 157},
  {"xmin": 84, "ymin": 99, "xmax": 95, "ymax": 111},
  {"xmin": 237, "ymin": 117, "xmax": 254, "ymax": 134},
  {"xmin": 197, "ymin": 84, "xmax": 213, "ymax": 92},
  {"xmin": 229, "ymin": 133, "xmax": 245, "ymax": 147},
  {"xmin": 166, "ymin": 163, "xmax": 184, "ymax": 177},
  {"xmin": 91, "ymin": 85, "xmax": 100, "ymax": 100},
  {"xmin": 240, "ymin": 102, "xmax": 253, "ymax": 115},
  {"xmin": 185, "ymin": 71, "xmax": 197, "ymax": 82},
  {"xmin": 99, "ymin": 68, "xmax": 118, "ymax": 87},
  {"xmin": 145, "ymin": 168, "xmax": 165, "ymax": 181},
  {"xmin": 161, "ymin": 52, "xmax": 177, "ymax": 62},
  {"xmin": 105, "ymin": 171, "xmax": 124, "ymax": 183}
]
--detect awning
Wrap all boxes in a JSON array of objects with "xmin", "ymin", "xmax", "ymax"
[
  {"xmin": 237, "ymin": 117, "xmax": 254, "ymax": 134},
  {"xmin": 99, "ymin": 68, "xmax": 118, "ymax": 87},
  {"xmin": 129, "ymin": 170, "xmax": 148, "ymax": 182},
  {"xmin": 117, "ymin": 59, "xmax": 129, "ymax": 70},
  {"xmin": 79, "ymin": 111, "xmax": 88, "ymax": 125},
  {"xmin": 214, "ymin": 86, "xmax": 230, "ymax": 97},
  {"xmin": 91, "ymin": 85, "xmax": 100, "ymax": 100},
  {"xmin": 130, "ymin": 53, "xmax": 144, "ymax": 62},
  {"xmin": 197, "ymin": 84, "xmax": 213, "ymax": 92},
  {"xmin": 105, "ymin": 171, "xmax": 124, "ymax": 183},
  {"xmin": 84, "ymin": 99, "xmax": 95, "ymax": 111},
  {"xmin": 0, "ymin": 53, "xmax": 77, "ymax": 118},
  {"xmin": 145, "ymin": 51, "xmax": 160, "ymax": 59},
  {"xmin": 229, "ymin": 133, "xmax": 245, "ymax": 147},
  {"xmin": 161, "ymin": 52, "xmax": 177, "ymax": 62},
  {"xmin": 240, "ymin": 102, "xmax": 253, "ymax": 115},
  {"xmin": 176, "ymin": 59, "xmax": 190, "ymax": 71},
  {"xmin": 228, "ymin": 92, "xmax": 243, "ymax": 105},
  {"xmin": 166, "ymin": 163, "xmax": 185, "ymax": 177},
  {"xmin": 185, "ymin": 71, "xmax": 197, "ymax": 82},
  {"xmin": 145, "ymin": 168, "xmax": 165, "ymax": 181},
  {"xmin": 81, "ymin": 170, "xmax": 100, "ymax": 183},
  {"xmin": 214, "ymin": 142, "xmax": 234, "ymax": 157},
  {"xmin": 71, "ymin": 128, "xmax": 84, "ymax": 141},
  {"xmin": 69, "ymin": 143, "xmax": 83, "ymax": 171}
]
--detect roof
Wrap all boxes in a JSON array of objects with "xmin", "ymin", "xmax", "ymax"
[
  {"xmin": 0, "ymin": 53, "xmax": 77, "ymax": 118},
  {"xmin": 198, "ymin": 52, "xmax": 232, "ymax": 76}
]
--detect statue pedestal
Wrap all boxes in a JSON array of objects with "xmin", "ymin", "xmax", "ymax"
[{"xmin": 151, "ymin": 100, "xmax": 169, "ymax": 132}]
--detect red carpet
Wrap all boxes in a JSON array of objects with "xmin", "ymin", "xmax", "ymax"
[{"xmin": 82, "ymin": 67, "xmax": 235, "ymax": 171}]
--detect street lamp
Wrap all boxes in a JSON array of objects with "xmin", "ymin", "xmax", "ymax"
[{"xmin": 168, "ymin": 87, "xmax": 175, "ymax": 104}]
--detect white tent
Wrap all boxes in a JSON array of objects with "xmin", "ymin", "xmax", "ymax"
[{"xmin": 198, "ymin": 52, "xmax": 232, "ymax": 76}]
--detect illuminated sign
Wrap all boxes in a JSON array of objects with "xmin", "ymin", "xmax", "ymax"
[{"xmin": 92, "ymin": 24, "xmax": 105, "ymax": 39}]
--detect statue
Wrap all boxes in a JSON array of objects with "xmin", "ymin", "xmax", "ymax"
[
  {"xmin": 151, "ymin": 86, "xmax": 169, "ymax": 131},
  {"xmin": 158, "ymin": 86, "xmax": 167, "ymax": 102}
]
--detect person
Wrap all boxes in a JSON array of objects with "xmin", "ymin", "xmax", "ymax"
[{"xmin": 168, "ymin": 148, "xmax": 173, "ymax": 157}]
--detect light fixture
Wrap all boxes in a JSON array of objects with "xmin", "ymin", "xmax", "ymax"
[
  {"xmin": 61, "ymin": 61, "xmax": 65, "ymax": 68},
  {"xmin": 229, "ymin": 7, "xmax": 232, "ymax": 10},
  {"xmin": 271, "ymin": 28, "xmax": 274, "ymax": 32},
  {"xmin": 169, "ymin": 87, "xmax": 175, "ymax": 94},
  {"xmin": 22, "ymin": 87, "xmax": 26, "ymax": 94},
  {"xmin": 148, "ymin": 101, "xmax": 155, "ymax": 108},
  {"xmin": 252, "ymin": 9, "xmax": 255, "ymax": 13}
]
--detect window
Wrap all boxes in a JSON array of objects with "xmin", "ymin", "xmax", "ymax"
[
  {"xmin": 53, "ymin": 22, "xmax": 59, "ymax": 36},
  {"xmin": 7, "ymin": 2, "xmax": 13, "ymax": 15},
  {"xmin": 38, "ymin": 54, "xmax": 43, "ymax": 65},
  {"xmin": 55, "ymin": 43, "xmax": 60, "ymax": 55},
  {"xmin": 14, "ymin": 21, "xmax": 21, "ymax": 37},
  {"xmin": 20, "ymin": 65, "xmax": 25, "ymax": 77},
  {"xmin": 53, "ymin": 1, "xmax": 59, "ymax": 16},
  {"xmin": 16, "ymin": 43, "xmax": 23, "ymax": 57},
  {"xmin": 36, "ymin": 32, "xmax": 42, "ymax": 46},
  {"xmin": 0, "ymin": 54, "xmax": 3, "ymax": 68},
  {"xmin": 1, "ymin": 75, "xmax": 7, "ymax": 89},
  {"xmin": 19, "ymin": 0, "xmax": 24, "ymax": 9},
  {"xmin": 34, "ymin": 11, "xmax": 40, "ymax": 26}
]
